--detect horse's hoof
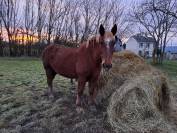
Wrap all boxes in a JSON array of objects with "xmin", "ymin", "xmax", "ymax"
[
  {"xmin": 89, "ymin": 105, "xmax": 97, "ymax": 113},
  {"xmin": 48, "ymin": 93, "xmax": 55, "ymax": 101},
  {"xmin": 76, "ymin": 106, "xmax": 85, "ymax": 114},
  {"xmin": 42, "ymin": 90, "xmax": 49, "ymax": 96}
]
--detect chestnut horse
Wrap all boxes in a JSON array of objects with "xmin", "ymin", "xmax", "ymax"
[{"xmin": 42, "ymin": 24, "xmax": 117, "ymax": 107}]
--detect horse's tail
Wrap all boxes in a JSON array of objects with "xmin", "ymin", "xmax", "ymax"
[
  {"xmin": 41, "ymin": 44, "xmax": 57, "ymax": 70},
  {"xmin": 41, "ymin": 45, "xmax": 48, "ymax": 61},
  {"xmin": 41, "ymin": 45, "xmax": 53, "ymax": 61},
  {"xmin": 41, "ymin": 49, "xmax": 47, "ymax": 70},
  {"xmin": 41, "ymin": 45, "xmax": 52, "ymax": 67}
]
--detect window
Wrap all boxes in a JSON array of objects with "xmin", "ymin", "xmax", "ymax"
[
  {"xmin": 145, "ymin": 51, "xmax": 149, "ymax": 57},
  {"xmin": 147, "ymin": 43, "xmax": 150, "ymax": 49},
  {"xmin": 139, "ymin": 43, "xmax": 143, "ymax": 48},
  {"xmin": 123, "ymin": 43, "xmax": 126, "ymax": 50},
  {"xmin": 139, "ymin": 50, "xmax": 142, "ymax": 56}
]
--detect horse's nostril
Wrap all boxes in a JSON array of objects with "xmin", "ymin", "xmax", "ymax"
[
  {"xmin": 109, "ymin": 64, "xmax": 112, "ymax": 68},
  {"xmin": 103, "ymin": 64, "xmax": 112, "ymax": 70},
  {"xmin": 103, "ymin": 63, "xmax": 106, "ymax": 68},
  {"xmin": 107, "ymin": 64, "xmax": 112, "ymax": 69}
]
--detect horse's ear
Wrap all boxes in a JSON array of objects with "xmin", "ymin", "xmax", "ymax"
[
  {"xmin": 111, "ymin": 24, "xmax": 117, "ymax": 35},
  {"xmin": 99, "ymin": 24, "xmax": 105, "ymax": 36}
]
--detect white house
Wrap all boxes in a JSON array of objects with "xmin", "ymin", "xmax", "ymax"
[
  {"xmin": 126, "ymin": 34, "xmax": 155, "ymax": 57},
  {"xmin": 165, "ymin": 46, "xmax": 177, "ymax": 60}
]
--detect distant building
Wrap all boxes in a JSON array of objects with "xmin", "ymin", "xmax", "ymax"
[
  {"xmin": 126, "ymin": 34, "xmax": 155, "ymax": 57},
  {"xmin": 165, "ymin": 46, "xmax": 177, "ymax": 60}
]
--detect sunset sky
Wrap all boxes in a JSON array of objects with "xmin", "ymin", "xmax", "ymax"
[{"xmin": 1, "ymin": 0, "xmax": 177, "ymax": 45}]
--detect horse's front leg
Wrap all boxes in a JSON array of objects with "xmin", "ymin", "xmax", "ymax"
[
  {"xmin": 88, "ymin": 78, "xmax": 98, "ymax": 106},
  {"xmin": 70, "ymin": 78, "xmax": 74, "ymax": 84},
  {"xmin": 76, "ymin": 77, "xmax": 86, "ymax": 106},
  {"xmin": 88, "ymin": 78, "xmax": 98, "ymax": 112}
]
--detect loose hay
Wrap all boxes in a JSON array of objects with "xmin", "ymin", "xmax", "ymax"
[
  {"xmin": 96, "ymin": 50, "xmax": 153, "ymax": 103},
  {"xmin": 97, "ymin": 50, "xmax": 173, "ymax": 133}
]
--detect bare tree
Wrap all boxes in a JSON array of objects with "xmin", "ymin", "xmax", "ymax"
[
  {"xmin": 131, "ymin": 0, "xmax": 176, "ymax": 64},
  {"xmin": 36, "ymin": 0, "xmax": 47, "ymax": 43},
  {"xmin": 67, "ymin": 1, "xmax": 79, "ymax": 41},
  {"xmin": 92, "ymin": 0, "xmax": 105, "ymax": 34},
  {"xmin": 0, "ymin": 15, "xmax": 2, "ymax": 35},
  {"xmin": 24, "ymin": 0, "xmax": 35, "ymax": 44},
  {"xmin": 152, "ymin": 0, "xmax": 177, "ymax": 19},
  {"xmin": 46, "ymin": 0, "xmax": 71, "ymax": 44},
  {"xmin": 0, "ymin": 0, "xmax": 20, "ymax": 56},
  {"xmin": 54, "ymin": 0, "xmax": 71, "ymax": 40},
  {"xmin": 47, "ymin": 0, "xmax": 55, "ymax": 44},
  {"xmin": 80, "ymin": 0, "xmax": 96, "ymax": 41},
  {"xmin": 74, "ymin": 11, "xmax": 81, "ymax": 42},
  {"xmin": 23, "ymin": 0, "xmax": 36, "ymax": 56},
  {"xmin": 111, "ymin": 0, "xmax": 134, "ymax": 39},
  {"xmin": 62, "ymin": 2, "xmax": 71, "ymax": 40},
  {"xmin": 0, "ymin": 17, "xmax": 3, "ymax": 56},
  {"xmin": 102, "ymin": 0, "xmax": 114, "ymax": 29},
  {"xmin": 0, "ymin": 0, "xmax": 138, "ymax": 56}
]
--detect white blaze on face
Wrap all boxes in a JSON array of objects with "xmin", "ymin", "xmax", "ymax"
[
  {"xmin": 102, "ymin": 59, "xmax": 105, "ymax": 64},
  {"xmin": 105, "ymin": 38, "xmax": 111, "ymax": 46},
  {"xmin": 105, "ymin": 38, "xmax": 111, "ymax": 54},
  {"xmin": 102, "ymin": 37, "xmax": 113, "ymax": 65}
]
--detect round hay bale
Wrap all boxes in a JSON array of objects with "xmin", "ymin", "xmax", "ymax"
[
  {"xmin": 96, "ymin": 51, "xmax": 172, "ymax": 133},
  {"xmin": 108, "ymin": 75, "xmax": 171, "ymax": 133}
]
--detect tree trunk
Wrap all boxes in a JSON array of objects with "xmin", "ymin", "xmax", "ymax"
[
  {"xmin": 8, "ymin": 37, "xmax": 13, "ymax": 56},
  {"xmin": 152, "ymin": 48, "xmax": 158, "ymax": 64},
  {"xmin": 47, "ymin": 32, "xmax": 51, "ymax": 45},
  {"xmin": 0, "ymin": 41, "xmax": 3, "ymax": 56}
]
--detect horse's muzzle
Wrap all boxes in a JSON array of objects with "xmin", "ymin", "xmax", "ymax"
[{"xmin": 103, "ymin": 63, "xmax": 112, "ymax": 71}]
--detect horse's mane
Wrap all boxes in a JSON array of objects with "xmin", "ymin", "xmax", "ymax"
[{"xmin": 86, "ymin": 35, "xmax": 100, "ymax": 48}]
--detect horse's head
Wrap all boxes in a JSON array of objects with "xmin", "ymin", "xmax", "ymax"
[{"xmin": 99, "ymin": 24, "xmax": 117, "ymax": 71}]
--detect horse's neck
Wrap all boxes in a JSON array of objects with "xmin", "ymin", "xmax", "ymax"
[{"xmin": 84, "ymin": 37, "xmax": 102, "ymax": 65}]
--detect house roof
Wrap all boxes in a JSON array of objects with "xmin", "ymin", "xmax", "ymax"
[
  {"xmin": 165, "ymin": 46, "xmax": 177, "ymax": 54},
  {"xmin": 132, "ymin": 35, "xmax": 155, "ymax": 43}
]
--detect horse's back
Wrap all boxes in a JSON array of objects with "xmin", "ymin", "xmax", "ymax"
[
  {"xmin": 42, "ymin": 44, "xmax": 73, "ymax": 61},
  {"xmin": 42, "ymin": 44, "xmax": 78, "ymax": 78}
]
